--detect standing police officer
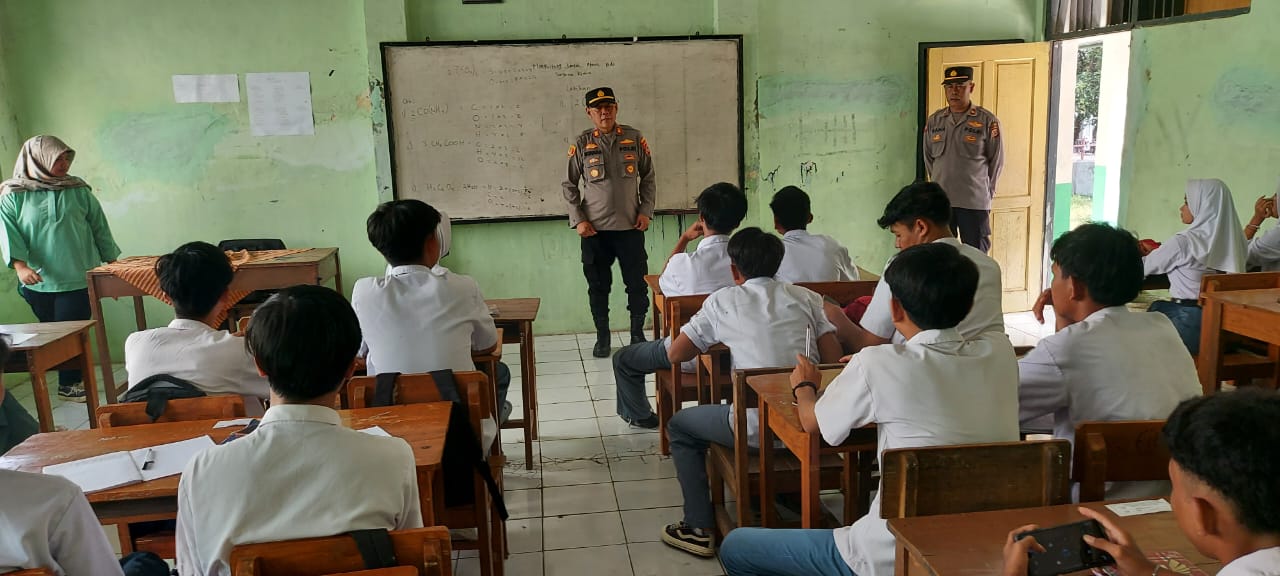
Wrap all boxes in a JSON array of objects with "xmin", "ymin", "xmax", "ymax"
[
  {"xmin": 563, "ymin": 87, "xmax": 656, "ymax": 358},
  {"xmin": 923, "ymin": 66, "xmax": 1004, "ymax": 253}
]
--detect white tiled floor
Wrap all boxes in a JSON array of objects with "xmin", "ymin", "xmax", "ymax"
[{"xmin": 0, "ymin": 313, "xmax": 1049, "ymax": 575}]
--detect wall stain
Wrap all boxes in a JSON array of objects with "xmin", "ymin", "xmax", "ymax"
[
  {"xmin": 1211, "ymin": 68, "xmax": 1280, "ymax": 130},
  {"xmin": 96, "ymin": 107, "xmax": 232, "ymax": 183}
]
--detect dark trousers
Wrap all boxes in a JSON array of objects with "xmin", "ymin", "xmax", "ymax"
[
  {"xmin": 18, "ymin": 287, "xmax": 91, "ymax": 386},
  {"xmin": 582, "ymin": 229, "xmax": 649, "ymax": 320},
  {"xmin": 950, "ymin": 208, "xmax": 992, "ymax": 253}
]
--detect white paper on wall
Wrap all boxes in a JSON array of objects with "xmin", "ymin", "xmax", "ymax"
[{"xmin": 245, "ymin": 72, "xmax": 315, "ymax": 136}]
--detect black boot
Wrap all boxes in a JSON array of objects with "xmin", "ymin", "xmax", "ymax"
[
  {"xmin": 630, "ymin": 315, "xmax": 647, "ymax": 345},
  {"xmin": 592, "ymin": 316, "xmax": 612, "ymax": 358}
]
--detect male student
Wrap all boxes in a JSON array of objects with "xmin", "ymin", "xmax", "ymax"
[
  {"xmin": 769, "ymin": 185, "xmax": 859, "ymax": 283},
  {"xmin": 657, "ymin": 228, "xmax": 842, "ymax": 557},
  {"xmin": 1003, "ymin": 390, "xmax": 1280, "ymax": 576},
  {"xmin": 1019, "ymin": 223, "xmax": 1200, "ymax": 498},
  {"xmin": 124, "ymin": 241, "xmax": 270, "ymax": 415},
  {"xmin": 826, "ymin": 181, "xmax": 1003, "ymax": 353},
  {"xmin": 176, "ymin": 286, "xmax": 422, "ymax": 576},
  {"xmin": 719, "ymin": 243, "xmax": 1021, "ymax": 576},
  {"xmin": 657, "ymin": 181, "xmax": 748, "ymax": 297},
  {"xmin": 353, "ymin": 199, "xmax": 511, "ymax": 422}
]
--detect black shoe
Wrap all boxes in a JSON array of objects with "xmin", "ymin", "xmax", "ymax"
[
  {"xmin": 627, "ymin": 414, "xmax": 659, "ymax": 429},
  {"xmin": 592, "ymin": 318, "xmax": 612, "ymax": 358},
  {"xmin": 661, "ymin": 522, "xmax": 715, "ymax": 557},
  {"xmin": 630, "ymin": 316, "xmax": 647, "ymax": 345}
]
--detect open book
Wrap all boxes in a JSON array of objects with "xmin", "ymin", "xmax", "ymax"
[{"xmin": 43, "ymin": 436, "xmax": 216, "ymax": 493}]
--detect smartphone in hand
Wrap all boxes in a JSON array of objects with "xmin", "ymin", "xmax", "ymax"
[{"xmin": 1016, "ymin": 520, "xmax": 1116, "ymax": 576}]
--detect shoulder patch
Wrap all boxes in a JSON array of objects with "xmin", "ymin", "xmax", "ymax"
[
  {"xmin": 990, "ymin": 121, "xmax": 1000, "ymax": 139},
  {"xmin": 640, "ymin": 137, "xmax": 650, "ymax": 155},
  {"xmin": 567, "ymin": 145, "xmax": 577, "ymax": 158}
]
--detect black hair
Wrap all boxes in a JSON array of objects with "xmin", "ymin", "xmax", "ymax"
[
  {"xmin": 882, "ymin": 243, "xmax": 978, "ymax": 330},
  {"xmin": 367, "ymin": 199, "xmax": 441, "ymax": 266},
  {"xmin": 876, "ymin": 181, "xmax": 952, "ymax": 229},
  {"xmin": 696, "ymin": 182, "xmax": 748, "ymax": 234},
  {"xmin": 245, "ymin": 285, "xmax": 362, "ymax": 403},
  {"xmin": 769, "ymin": 186, "xmax": 811, "ymax": 231},
  {"xmin": 156, "ymin": 242, "xmax": 234, "ymax": 319},
  {"xmin": 727, "ymin": 227, "xmax": 785, "ymax": 279},
  {"xmin": 1163, "ymin": 389, "xmax": 1280, "ymax": 536},
  {"xmin": 1049, "ymin": 223, "xmax": 1144, "ymax": 307}
]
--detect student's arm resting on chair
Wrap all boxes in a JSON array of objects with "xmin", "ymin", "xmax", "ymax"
[{"xmin": 666, "ymin": 332, "xmax": 703, "ymax": 365}]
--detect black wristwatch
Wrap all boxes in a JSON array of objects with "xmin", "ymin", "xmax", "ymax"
[{"xmin": 792, "ymin": 381, "xmax": 818, "ymax": 399}]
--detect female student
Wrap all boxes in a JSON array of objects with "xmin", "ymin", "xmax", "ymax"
[
  {"xmin": 1243, "ymin": 181, "xmax": 1279, "ymax": 271},
  {"xmin": 0, "ymin": 135, "xmax": 120, "ymax": 401},
  {"xmin": 1142, "ymin": 178, "xmax": 1246, "ymax": 355}
]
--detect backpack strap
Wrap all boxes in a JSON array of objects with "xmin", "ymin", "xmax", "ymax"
[
  {"xmin": 428, "ymin": 369, "xmax": 462, "ymax": 403},
  {"xmin": 124, "ymin": 374, "xmax": 207, "ymax": 422},
  {"xmin": 373, "ymin": 372, "xmax": 400, "ymax": 407},
  {"xmin": 347, "ymin": 528, "xmax": 397, "ymax": 569}
]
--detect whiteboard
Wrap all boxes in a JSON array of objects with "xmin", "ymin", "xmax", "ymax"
[{"xmin": 383, "ymin": 37, "xmax": 742, "ymax": 221}]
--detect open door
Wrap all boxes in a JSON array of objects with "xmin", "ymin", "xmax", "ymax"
[{"xmin": 927, "ymin": 43, "xmax": 1051, "ymax": 312}]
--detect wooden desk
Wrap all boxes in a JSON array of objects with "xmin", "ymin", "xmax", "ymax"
[
  {"xmin": 643, "ymin": 275, "xmax": 664, "ymax": 340},
  {"xmin": 87, "ymin": 248, "xmax": 342, "ymax": 403},
  {"xmin": 1, "ymin": 321, "xmax": 100, "ymax": 432},
  {"xmin": 1199, "ymin": 288, "xmax": 1280, "ymax": 394},
  {"xmin": 0, "ymin": 403, "xmax": 450, "ymax": 526},
  {"xmin": 748, "ymin": 368, "xmax": 877, "ymax": 528},
  {"xmin": 486, "ymin": 298, "xmax": 540, "ymax": 470},
  {"xmin": 888, "ymin": 501, "xmax": 1221, "ymax": 576}
]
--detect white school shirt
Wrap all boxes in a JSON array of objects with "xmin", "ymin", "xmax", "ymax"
[
  {"xmin": 815, "ymin": 330, "xmax": 1020, "ymax": 576},
  {"xmin": 1220, "ymin": 547, "xmax": 1280, "ymax": 576},
  {"xmin": 658, "ymin": 234, "xmax": 734, "ymax": 296},
  {"xmin": 861, "ymin": 237, "xmax": 1005, "ymax": 342},
  {"xmin": 0, "ymin": 469, "xmax": 123, "ymax": 576},
  {"xmin": 352, "ymin": 265, "xmax": 498, "ymax": 375},
  {"xmin": 775, "ymin": 230, "xmax": 859, "ymax": 283},
  {"xmin": 1246, "ymin": 226, "xmax": 1280, "ymax": 271},
  {"xmin": 1017, "ymin": 306, "xmax": 1201, "ymax": 499},
  {"xmin": 124, "ymin": 319, "xmax": 270, "ymax": 416},
  {"xmin": 1143, "ymin": 235, "xmax": 1214, "ymax": 300},
  {"xmin": 679, "ymin": 277, "xmax": 836, "ymax": 446},
  {"xmin": 176, "ymin": 404, "xmax": 423, "ymax": 576}
]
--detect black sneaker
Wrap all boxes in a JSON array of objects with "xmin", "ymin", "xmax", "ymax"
[
  {"xmin": 58, "ymin": 384, "xmax": 87, "ymax": 403},
  {"xmin": 661, "ymin": 522, "xmax": 715, "ymax": 557},
  {"xmin": 592, "ymin": 339, "xmax": 611, "ymax": 358},
  {"xmin": 627, "ymin": 414, "xmax": 659, "ymax": 429}
]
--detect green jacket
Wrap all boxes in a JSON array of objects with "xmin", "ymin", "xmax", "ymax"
[{"xmin": 0, "ymin": 186, "xmax": 121, "ymax": 292}]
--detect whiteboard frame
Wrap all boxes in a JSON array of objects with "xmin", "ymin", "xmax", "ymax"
[{"xmin": 380, "ymin": 35, "xmax": 745, "ymax": 224}]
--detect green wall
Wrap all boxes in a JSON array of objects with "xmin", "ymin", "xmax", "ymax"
[
  {"xmin": 0, "ymin": 0, "xmax": 1040, "ymax": 361},
  {"xmin": 1120, "ymin": 2, "xmax": 1278, "ymax": 240},
  {"xmin": 0, "ymin": 25, "xmax": 29, "ymax": 324}
]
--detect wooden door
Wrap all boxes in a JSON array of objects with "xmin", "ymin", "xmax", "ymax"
[{"xmin": 928, "ymin": 43, "xmax": 1051, "ymax": 312}]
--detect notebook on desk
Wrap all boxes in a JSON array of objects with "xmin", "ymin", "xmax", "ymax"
[{"xmin": 43, "ymin": 436, "xmax": 216, "ymax": 493}]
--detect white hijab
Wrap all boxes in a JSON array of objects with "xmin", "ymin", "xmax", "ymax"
[
  {"xmin": 1177, "ymin": 179, "xmax": 1246, "ymax": 273},
  {"xmin": 0, "ymin": 135, "xmax": 89, "ymax": 195}
]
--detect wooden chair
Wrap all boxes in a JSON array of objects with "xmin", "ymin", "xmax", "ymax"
[
  {"xmin": 644, "ymin": 274, "xmax": 665, "ymax": 341},
  {"xmin": 880, "ymin": 440, "xmax": 1072, "ymax": 519},
  {"xmin": 346, "ymin": 372, "xmax": 505, "ymax": 576},
  {"xmin": 795, "ymin": 280, "xmax": 879, "ymax": 307},
  {"xmin": 707, "ymin": 367, "xmax": 871, "ymax": 536},
  {"xmin": 657, "ymin": 294, "xmax": 710, "ymax": 455},
  {"xmin": 7, "ymin": 569, "xmax": 57, "ymax": 576},
  {"xmin": 471, "ymin": 328, "xmax": 505, "ymax": 434},
  {"xmin": 97, "ymin": 395, "xmax": 246, "ymax": 428},
  {"xmin": 1199, "ymin": 272, "xmax": 1280, "ymax": 391},
  {"xmin": 1072, "ymin": 420, "xmax": 1170, "ymax": 502},
  {"xmin": 229, "ymin": 527, "xmax": 452, "ymax": 576}
]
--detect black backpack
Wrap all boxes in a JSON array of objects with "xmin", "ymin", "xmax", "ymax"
[{"xmin": 121, "ymin": 374, "xmax": 207, "ymax": 422}]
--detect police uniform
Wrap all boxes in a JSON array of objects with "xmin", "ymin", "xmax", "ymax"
[
  {"xmin": 923, "ymin": 66, "xmax": 1004, "ymax": 253},
  {"xmin": 562, "ymin": 87, "xmax": 656, "ymax": 355}
]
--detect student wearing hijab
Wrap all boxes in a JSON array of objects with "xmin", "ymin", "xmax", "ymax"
[
  {"xmin": 1142, "ymin": 179, "xmax": 1246, "ymax": 355},
  {"xmin": 0, "ymin": 136, "xmax": 120, "ymax": 402},
  {"xmin": 1243, "ymin": 180, "xmax": 1279, "ymax": 271}
]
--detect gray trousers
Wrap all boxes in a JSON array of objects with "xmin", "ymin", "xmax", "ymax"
[
  {"xmin": 612, "ymin": 339, "xmax": 669, "ymax": 421},
  {"xmin": 668, "ymin": 404, "xmax": 736, "ymax": 530}
]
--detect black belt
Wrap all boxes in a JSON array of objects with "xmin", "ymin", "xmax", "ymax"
[{"xmin": 1169, "ymin": 298, "xmax": 1201, "ymax": 307}]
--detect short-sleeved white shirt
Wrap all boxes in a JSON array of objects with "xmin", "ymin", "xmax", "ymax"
[
  {"xmin": 775, "ymin": 230, "xmax": 859, "ymax": 283},
  {"xmin": 658, "ymin": 235, "xmax": 734, "ymax": 296}
]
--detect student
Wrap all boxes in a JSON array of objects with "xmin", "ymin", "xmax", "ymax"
[
  {"xmin": 657, "ymin": 182, "xmax": 749, "ymax": 297},
  {"xmin": 1020, "ymin": 223, "xmax": 1201, "ymax": 498},
  {"xmin": 176, "ymin": 285, "xmax": 423, "ymax": 576},
  {"xmin": 1003, "ymin": 390, "xmax": 1280, "ymax": 576},
  {"xmin": 1143, "ymin": 178, "xmax": 1246, "ymax": 355},
  {"xmin": 769, "ymin": 185, "xmax": 859, "ymax": 283},
  {"xmin": 124, "ymin": 241, "xmax": 270, "ymax": 415},
  {"xmin": 826, "ymin": 181, "xmax": 1003, "ymax": 353},
  {"xmin": 0, "ymin": 339, "xmax": 38, "ymax": 454},
  {"xmin": 719, "ymin": 242, "xmax": 1020, "ymax": 576},
  {"xmin": 1243, "ymin": 182, "xmax": 1279, "ymax": 271},
  {"xmin": 353, "ymin": 199, "xmax": 511, "ymax": 422},
  {"xmin": 657, "ymin": 228, "xmax": 842, "ymax": 557}
]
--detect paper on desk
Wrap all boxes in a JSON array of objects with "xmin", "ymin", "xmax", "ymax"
[
  {"xmin": 172, "ymin": 74, "xmax": 240, "ymax": 103},
  {"xmin": 44, "ymin": 452, "xmax": 143, "ymax": 493},
  {"xmin": 128, "ymin": 436, "xmax": 216, "ymax": 482},
  {"xmin": 1105, "ymin": 499, "xmax": 1172, "ymax": 517},
  {"xmin": 246, "ymin": 72, "xmax": 314, "ymax": 136},
  {"xmin": 213, "ymin": 418, "xmax": 257, "ymax": 429},
  {"xmin": 358, "ymin": 426, "xmax": 392, "ymax": 438},
  {"xmin": 1, "ymin": 332, "xmax": 36, "ymax": 346}
]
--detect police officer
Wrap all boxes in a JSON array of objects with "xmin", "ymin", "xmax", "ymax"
[
  {"xmin": 923, "ymin": 66, "xmax": 1004, "ymax": 253},
  {"xmin": 563, "ymin": 87, "xmax": 656, "ymax": 358}
]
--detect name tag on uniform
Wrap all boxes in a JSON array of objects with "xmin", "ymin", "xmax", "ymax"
[
  {"xmin": 964, "ymin": 134, "xmax": 978, "ymax": 142},
  {"xmin": 967, "ymin": 120, "xmax": 984, "ymax": 128}
]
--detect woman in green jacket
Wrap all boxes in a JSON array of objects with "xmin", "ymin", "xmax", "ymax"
[{"xmin": 1, "ymin": 135, "xmax": 120, "ymax": 402}]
